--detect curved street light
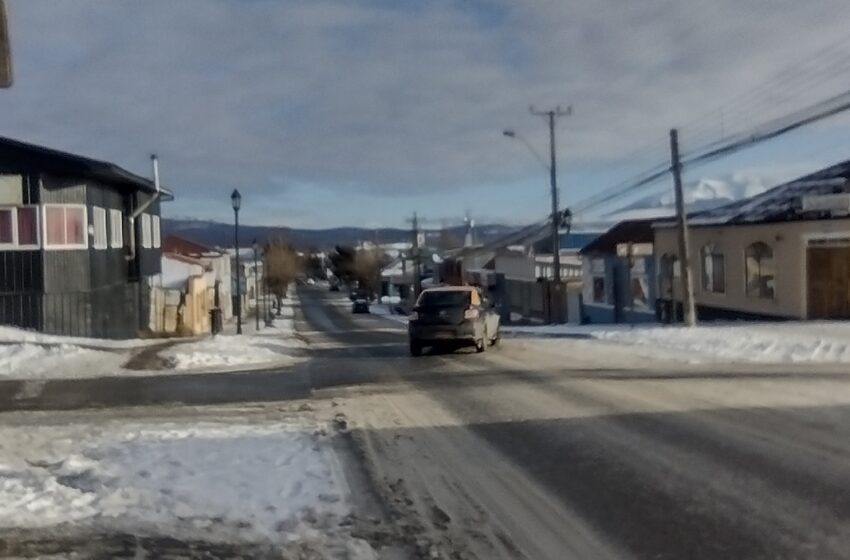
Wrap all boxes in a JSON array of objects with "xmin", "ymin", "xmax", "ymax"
[{"xmin": 502, "ymin": 129, "xmax": 550, "ymax": 173}]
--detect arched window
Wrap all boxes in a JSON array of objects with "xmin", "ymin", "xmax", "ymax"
[
  {"xmin": 701, "ymin": 244, "xmax": 725, "ymax": 294},
  {"xmin": 745, "ymin": 242, "xmax": 775, "ymax": 298}
]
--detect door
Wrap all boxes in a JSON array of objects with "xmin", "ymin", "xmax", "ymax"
[{"xmin": 807, "ymin": 246, "xmax": 850, "ymax": 319}]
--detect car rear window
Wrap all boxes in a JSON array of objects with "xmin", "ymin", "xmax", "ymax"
[{"xmin": 417, "ymin": 290, "xmax": 471, "ymax": 308}]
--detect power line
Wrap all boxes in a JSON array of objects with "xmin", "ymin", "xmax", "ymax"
[{"xmin": 571, "ymin": 87, "xmax": 850, "ymax": 218}]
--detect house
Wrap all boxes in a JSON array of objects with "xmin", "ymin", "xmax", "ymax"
[
  {"xmin": 0, "ymin": 136, "xmax": 171, "ymax": 338},
  {"xmin": 654, "ymin": 159, "xmax": 850, "ymax": 320},
  {"xmin": 230, "ymin": 247, "xmax": 264, "ymax": 318},
  {"xmin": 579, "ymin": 219, "xmax": 656, "ymax": 324},
  {"xmin": 380, "ymin": 255, "xmax": 416, "ymax": 302},
  {"xmin": 155, "ymin": 253, "xmax": 212, "ymax": 335},
  {"xmin": 161, "ymin": 235, "xmax": 232, "ymax": 320}
]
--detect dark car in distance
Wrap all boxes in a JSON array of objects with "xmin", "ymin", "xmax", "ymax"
[
  {"xmin": 352, "ymin": 298, "xmax": 370, "ymax": 314},
  {"xmin": 408, "ymin": 286, "xmax": 500, "ymax": 356}
]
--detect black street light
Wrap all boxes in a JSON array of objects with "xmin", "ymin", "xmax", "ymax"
[
  {"xmin": 231, "ymin": 189, "xmax": 242, "ymax": 335},
  {"xmin": 253, "ymin": 239, "xmax": 260, "ymax": 331}
]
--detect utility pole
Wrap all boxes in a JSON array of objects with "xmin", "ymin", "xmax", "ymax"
[
  {"xmin": 669, "ymin": 129, "xmax": 697, "ymax": 326},
  {"xmin": 530, "ymin": 105, "xmax": 571, "ymax": 284},
  {"xmin": 411, "ymin": 212, "xmax": 422, "ymax": 299}
]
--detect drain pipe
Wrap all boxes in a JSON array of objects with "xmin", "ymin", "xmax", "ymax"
[{"xmin": 126, "ymin": 154, "xmax": 163, "ymax": 261}]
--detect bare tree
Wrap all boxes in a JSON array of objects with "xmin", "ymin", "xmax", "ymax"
[{"xmin": 264, "ymin": 238, "xmax": 301, "ymax": 308}]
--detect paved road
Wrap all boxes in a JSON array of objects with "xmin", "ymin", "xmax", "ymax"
[
  {"xmin": 298, "ymin": 286, "xmax": 850, "ymax": 560},
  {"xmin": 4, "ymin": 287, "xmax": 850, "ymax": 559}
]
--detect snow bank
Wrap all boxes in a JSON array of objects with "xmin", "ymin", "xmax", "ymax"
[
  {"xmin": 0, "ymin": 326, "xmax": 159, "ymax": 350},
  {"xmin": 0, "ymin": 342, "xmax": 128, "ymax": 380},
  {"xmin": 0, "ymin": 419, "xmax": 374, "ymax": 553},
  {"xmin": 506, "ymin": 321, "xmax": 850, "ymax": 364},
  {"xmin": 161, "ymin": 310, "xmax": 306, "ymax": 371}
]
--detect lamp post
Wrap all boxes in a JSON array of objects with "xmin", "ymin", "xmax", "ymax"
[
  {"xmin": 253, "ymin": 239, "xmax": 260, "ymax": 331},
  {"xmin": 231, "ymin": 189, "xmax": 242, "ymax": 335},
  {"xmin": 503, "ymin": 106, "xmax": 571, "ymax": 286}
]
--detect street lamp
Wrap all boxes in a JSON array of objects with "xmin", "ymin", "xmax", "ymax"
[
  {"xmin": 253, "ymin": 239, "xmax": 260, "ymax": 331},
  {"xmin": 231, "ymin": 189, "xmax": 242, "ymax": 335},
  {"xmin": 503, "ymin": 107, "xmax": 571, "ymax": 288}
]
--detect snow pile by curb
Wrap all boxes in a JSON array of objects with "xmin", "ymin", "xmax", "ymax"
[
  {"xmin": 160, "ymin": 331, "xmax": 306, "ymax": 371},
  {"xmin": 595, "ymin": 323, "xmax": 850, "ymax": 364},
  {"xmin": 507, "ymin": 321, "xmax": 850, "ymax": 364},
  {"xmin": 0, "ymin": 326, "xmax": 160, "ymax": 350},
  {"xmin": 160, "ymin": 292, "xmax": 306, "ymax": 371},
  {"xmin": 0, "ymin": 341, "xmax": 128, "ymax": 380},
  {"xmin": 0, "ymin": 419, "xmax": 375, "ymax": 555}
]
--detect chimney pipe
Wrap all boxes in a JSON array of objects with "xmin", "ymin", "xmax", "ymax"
[{"xmin": 151, "ymin": 154, "xmax": 161, "ymax": 193}]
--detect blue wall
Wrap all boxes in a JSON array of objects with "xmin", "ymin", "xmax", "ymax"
[{"xmin": 582, "ymin": 253, "xmax": 657, "ymax": 324}]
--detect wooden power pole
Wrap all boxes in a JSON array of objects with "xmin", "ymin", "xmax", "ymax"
[
  {"xmin": 670, "ymin": 128, "xmax": 697, "ymax": 326},
  {"xmin": 411, "ymin": 212, "xmax": 422, "ymax": 298}
]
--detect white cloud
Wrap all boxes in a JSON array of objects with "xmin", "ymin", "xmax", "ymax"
[{"xmin": 2, "ymin": 0, "xmax": 850, "ymax": 225}]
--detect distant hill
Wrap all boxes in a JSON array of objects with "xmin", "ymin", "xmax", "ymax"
[{"xmin": 162, "ymin": 218, "xmax": 519, "ymax": 250}]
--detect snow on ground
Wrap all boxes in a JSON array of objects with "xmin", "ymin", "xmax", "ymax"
[
  {"xmin": 0, "ymin": 325, "xmax": 163, "ymax": 380},
  {"xmin": 368, "ymin": 303, "xmax": 409, "ymax": 325},
  {"xmin": 0, "ymin": 291, "xmax": 307, "ymax": 378},
  {"xmin": 159, "ymin": 295, "xmax": 306, "ymax": 372},
  {"xmin": 505, "ymin": 321, "xmax": 850, "ymax": 364},
  {"xmin": 0, "ymin": 417, "xmax": 375, "ymax": 556},
  {"xmin": 0, "ymin": 343, "xmax": 128, "ymax": 380},
  {"xmin": 0, "ymin": 326, "xmax": 160, "ymax": 350}
]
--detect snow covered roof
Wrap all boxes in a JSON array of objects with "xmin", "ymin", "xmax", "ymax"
[{"xmin": 658, "ymin": 159, "xmax": 850, "ymax": 227}]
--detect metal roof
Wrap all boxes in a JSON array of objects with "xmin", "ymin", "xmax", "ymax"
[
  {"xmin": 0, "ymin": 135, "xmax": 172, "ymax": 196},
  {"xmin": 658, "ymin": 159, "xmax": 850, "ymax": 228}
]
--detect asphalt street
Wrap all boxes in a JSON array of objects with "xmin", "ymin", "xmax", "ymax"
[
  {"xmin": 298, "ymin": 286, "xmax": 850, "ymax": 560},
  {"xmin": 2, "ymin": 287, "xmax": 850, "ymax": 559}
]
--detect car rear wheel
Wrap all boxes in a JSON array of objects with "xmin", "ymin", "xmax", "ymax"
[{"xmin": 410, "ymin": 340, "xmax": 423, "ymax": 357}]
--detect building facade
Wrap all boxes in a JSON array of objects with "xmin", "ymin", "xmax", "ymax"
[
  {"xmin": 579, "ymin": 220, "xmax": 657, "ymax": 324},
  {"xmin": 0, "ymin": 136, "xmax": 170, "ymax": 338},
  {"xmin": 654, "ymin": 159, "xmax": 850, "ymax": 321}
]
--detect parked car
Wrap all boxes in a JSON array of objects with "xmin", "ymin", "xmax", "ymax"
[
  {"xmin": 407, "ymin": 286, "xmax": 499, "ymax": 356},
  {"xmin": 352, "ymin": 298, "xmax": 370, "ymax": 313}
]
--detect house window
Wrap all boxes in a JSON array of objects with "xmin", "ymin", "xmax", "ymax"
[
  {"xmin": 701, "ymin": 244, "xmax": 725, "ymax": 294},
  {"xmin": 152, "ymin": 215, "xmax": 161, "ymax": 248},
  {"xmin": 141, "ymin": 213, "xmax": 152, "ymax": 249},
  {"xmin": 0, "ymin": 209, "xmax": 11, "ymax": 244},
  {"xmin": 745, "ymin": 242, "xmax": 775, "ymax": 298},
  {"xmin": 44, "ymin": 205, "xmax": 87, "ymax": 249},
  {"xmin": 0, "ymin": 207, "xmax": 39, "ymax": 248},
  {"xmin": 92, "ymin": 206, "xmax": 107, "ymax": 250},
  {"xmin": 109, "ymin": 209, "xmax": 123, "ymax": 248}
]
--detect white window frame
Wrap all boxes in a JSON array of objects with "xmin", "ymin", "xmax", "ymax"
[
  {"xmin": 152, "ymin": 215, "xmax": 161, "ymax": 248},
  {"xmin": 42, "ymin": 204, "xmax": 88, "ymax": 250},
  {"xmin": 92, "ymin": 206, "xmax": 108, "ymax": 250},
  {"xmin": 109, "ymin": 208, "xmax": 123, "ymax": 249},
  {"xmin": 141, "ymin": 213, "xmax": 152, "ymax": 249},
  {"xmin": 0, "ymin": 205, "xmax": 40, "ymax": 250}
]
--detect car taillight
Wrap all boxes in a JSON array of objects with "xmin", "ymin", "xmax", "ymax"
[
  {"xmin": 464, "ymin": 308, "xmax": 479, "ymax": 319},
  {"xmin": 409, "ymin": 311, "xmax": 419, "ymax": 321}
]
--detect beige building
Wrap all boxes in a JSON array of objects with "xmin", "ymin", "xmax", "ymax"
[
  {"xmin": 655, "ymin": 218, "xmax": 850, "ymax": 320},
  {"xmin": 654, "ymin": 162, "xmax": 850, "ymax": 321}
]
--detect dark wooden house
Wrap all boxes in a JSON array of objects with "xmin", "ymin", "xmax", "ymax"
[{"xmin": 0, "ymin": 136, "xmax": 172, "ymax": 338}]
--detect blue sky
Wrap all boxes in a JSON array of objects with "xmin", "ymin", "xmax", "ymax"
[{"xmin": 2, "ymin": 1, "xmax": 850, "ymax": 229}]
